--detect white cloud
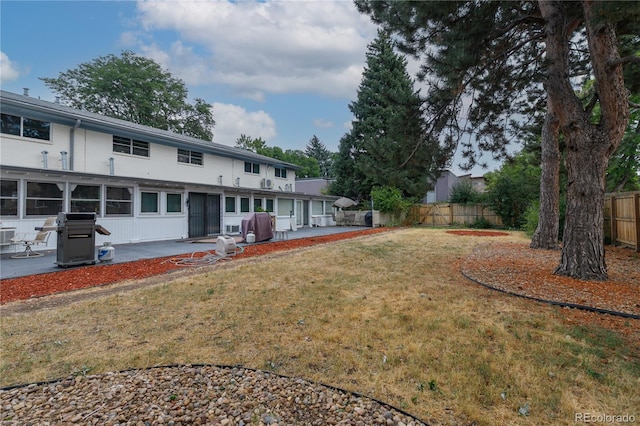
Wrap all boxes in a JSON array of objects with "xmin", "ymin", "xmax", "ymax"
[
  {"xmin": 0, "ymin": 51, "xmax": 22, "ymax": 83},
  {"xmin": 313, "ymin": 118, "xmax": 334, "ymax": 129},
  {"xmin": 132, "ymin": 1, "xmax": 378, "ymax": 100},
  {"xmin": 212, "ymin": 103, "xmax": 276, "ymax": 146}
]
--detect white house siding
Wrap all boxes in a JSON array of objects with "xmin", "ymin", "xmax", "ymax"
[{"xmin": 0, "ymin": 90, "xmax": 339, "ymax": 254}]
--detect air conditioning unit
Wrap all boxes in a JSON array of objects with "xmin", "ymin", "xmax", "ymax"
[
  {"xmin": 265, "ymin": 178, "xmax": 273, "ymax": 189},
  {"xmin": 225, "ymin": 224, "xmax": 240, "ymax": 234}
]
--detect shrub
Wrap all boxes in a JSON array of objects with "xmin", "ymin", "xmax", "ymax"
[
  {"xmin": 449, "ymin": 180, "xmax": 483, "ymax": 204},
  {"xmin": 522, "ymin": 198, "xmax": 567, "ymax": 239},
  {"xmin": 371, "ymin": 186, "xmax": 413, "ymax": 216},
  {"xmin": 470, "ymin": 216, "xmax": 493, "ymax": 229}
]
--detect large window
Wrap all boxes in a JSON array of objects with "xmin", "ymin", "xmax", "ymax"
[
  {"xmin": 113, "ymin": 135, "xmax": 150, "ymax": 157},
  {"xmin": 312, "ymin": 200, "xmax": 323, "ymax": 215},
  {"xmin": 0, "ymin": 180, "xmax": 18, "ymax": 216},
  {"xmin": 253, "ymin": 198, "xmax": 263, "ymax": 212},
  {"xmin": 265, "ymin": 199, "xmax": 274, "ymax": 213},
  {"xmin": 141, "ymin": 192, "xmax": 159, "ymax": 213},
  {"xmin": 1, "ymin": 113, "xmax": 50, "ymax": 141},
  {"xmin": 166, "ymin": 193, "xmax": 182, "ymax": 213},
  {"xmin": 225, "ymin": 196, "xmax": 236, "ymax": 213},
  {"xmin": 71, "ymin": 184, "xmax": 100, "ymax": 213},
  {"xmin": 244, "ymin": 161, "xmax": 260, "ymax": 174},
  {"xmin": 26, "ymin": 181, "xmax": 63, "ymax": 216},
  {"xmin": 275, "ymin": 167, "xmax": 287, "ymax": 178},
  {"xmin": 106, "ymin": 186, "xmax": 132, "ymax": 216},
  {"xmin": 277, "ymin": 198, "xmax": 294, "ymax": 216},
  {"xmin": 177, "ymin": 149, "xmax": 203, "ymax": 165}
]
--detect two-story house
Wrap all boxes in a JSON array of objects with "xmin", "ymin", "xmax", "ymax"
[{"xmin": 0, "ymin": 90, "xmax": 337, "ymax": 254}]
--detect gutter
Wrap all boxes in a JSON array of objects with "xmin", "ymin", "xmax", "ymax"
[{"xmin": 69, "ymin": 119, "xmax": 80, "ymax": 170}]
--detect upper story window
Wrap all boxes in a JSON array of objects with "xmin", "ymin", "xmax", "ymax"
[
  {"xmin": 1, "ymin": 113, "xmax": 50, "ymax": 141},
  {"xmin": 275, "ymin": 167, "xmax": 287, "ymax": 179},
  {"xmin": 178, "ymin": 149, "xmax": 203, "ymax": 165},
  {"xmin": 113, "ymin": 135, "xmax": 150, "ymax": 157},
  {"xmin": 244, "ymin": 161, "xmax": 260, "ymax": 174}
]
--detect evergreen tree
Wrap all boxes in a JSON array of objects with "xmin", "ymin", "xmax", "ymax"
[
  {"xmin": 305, "ymin": 135, "xmax": 333, "ymax": 178},
  {"xmin": 329, "ymin": 133, "xmax": 368, "ymax": 199},
  {"xmin": 357, "ymin": 1, "xmax": 640, "ymax": 280},
  {"xmin": 41, "ymin": 51, "xmax": 215, "ymax": 141},
  {"xmin": 333, "ymin": 29, "xmax": 449, "ymax": 201}
]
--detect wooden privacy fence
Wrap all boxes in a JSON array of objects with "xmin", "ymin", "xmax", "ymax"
[
  {"xmin": 604, "ymin": 191, "xmax": 640, "ymax": 252},
  {"xmin": 407, "ymin": 203, "xmax": 502, "ymax": 227}
]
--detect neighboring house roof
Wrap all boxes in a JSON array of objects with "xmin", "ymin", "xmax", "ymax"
[
  {"xmin": 0, "ymin": 90, "xmax": 300, "ymax": 170},
  {"xmin": 295, "ymin": 178, "xmax": 334, "ymax": 196}
]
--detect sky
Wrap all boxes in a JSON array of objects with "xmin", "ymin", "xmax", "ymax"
[{"xmin": 1, "ymin": 0, "xmax": 498, "ymax": 176}]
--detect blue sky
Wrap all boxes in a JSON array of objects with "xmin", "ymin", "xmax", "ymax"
[{"xmin": 1, "ymin": 0, "xmax": 496, "ymax": 175}]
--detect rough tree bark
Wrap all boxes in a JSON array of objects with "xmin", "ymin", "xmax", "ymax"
[
  {"xmin": 530, "ymin": 107, "xmax": 561, "ymax": 250},
  {"xmin": 539, "ymin": 0, "xmax": 629, "ymax": 280}
]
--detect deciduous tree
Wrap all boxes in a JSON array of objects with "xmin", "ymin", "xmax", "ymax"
[{"xmin": 41, "ymin": 50, "xmax": 215, "ymax": 141}]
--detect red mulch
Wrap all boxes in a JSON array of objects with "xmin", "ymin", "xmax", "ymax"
[
  {"xmin": 446, "ymin": 230, "xmax": 511, "ymax": 237},
  {"xmin": 462, "ymin": 241, "xmax": 640, "ymax": 348},
  {"xmin": 0, "ymin": 228, "xmax": 390, "ymax": 304}
]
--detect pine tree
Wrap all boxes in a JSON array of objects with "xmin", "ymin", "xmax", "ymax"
[
  {"xmin": 356, "ymin": 1, "xmax": 640, "ymax": 281},
  {"xmin": 333, "ymin": 29, "xmax": 449, "ymax": 201},
  {"xmin": 305, "ymin": 135, "xmax": 333, "ymax": 178}
]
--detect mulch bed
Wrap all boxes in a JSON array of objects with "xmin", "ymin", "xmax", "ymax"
[
  {"xmin": 0, "ymin": 228, "xmax": 391, "ymax": 305},
  {"xmin": 462, "ymin": 241, "xmax": 640, "ymax": 347}
]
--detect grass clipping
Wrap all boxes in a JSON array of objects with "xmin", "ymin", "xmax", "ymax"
[{"xmin": 1, "ymin": 228, "xmax": 638, "ymax": 425}]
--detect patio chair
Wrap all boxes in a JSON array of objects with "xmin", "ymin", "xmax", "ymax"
[{"xmin": 10, "ymin": 217, "xmax": 56, "ymax": 258}]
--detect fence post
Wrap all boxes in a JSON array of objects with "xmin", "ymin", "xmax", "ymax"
[
  {"xmin": 610, "ymin": 195, "xmax": 617, "ymax": 246},
  {"xmin": 635, "ymin": 193, "xmax": 640, "ymax": 252}
]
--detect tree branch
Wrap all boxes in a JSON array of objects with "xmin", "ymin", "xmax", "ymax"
[
  {"xmin": 585, "ymin": 93, "xmax": 599, "ymax": 116},
  {"xmin": 608, "ymin": 56, "xmax": 640, "ymax": 67}
]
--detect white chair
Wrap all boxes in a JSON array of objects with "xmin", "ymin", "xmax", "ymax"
[
  {"xmin": 273, "ymin": 217, "xmax": 291, "ymax": 240},
  {"xmin": 10, "ymin": 217, "xmax": 56, "ymax": 258}
]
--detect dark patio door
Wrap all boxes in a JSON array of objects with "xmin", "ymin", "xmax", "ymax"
[{"xmin": 188, "ymin": 192, "xmax": 221, "ymax": 238}]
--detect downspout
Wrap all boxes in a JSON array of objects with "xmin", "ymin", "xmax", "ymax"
[{"xmin": 69, "ymin": 119, "xmax": 80, "ymax": 170}]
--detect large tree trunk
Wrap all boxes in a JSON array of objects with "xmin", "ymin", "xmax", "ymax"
[
  {"xmin": 530, "ymin": 108, "xmax": 560, "ymax": 250},
  {"xmin": 539, "ymin": 0, "xmax": 628, "ymax": 280},
  {"xmin": 555, "ymin": 127, "xmax": 609, "ymax": 280}
]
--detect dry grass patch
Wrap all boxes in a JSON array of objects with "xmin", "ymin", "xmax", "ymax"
[{"xmin": 1, "ymin": 228, "xmax": 638, "ymax": 425}]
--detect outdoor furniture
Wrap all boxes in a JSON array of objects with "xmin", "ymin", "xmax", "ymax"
[
  {"xmin": 10, "ymin": 217, "xmax": 56, "ymax": 258},
  {"xmin": 273, "ymin": 217, "xmax": 292, "ymax": 240}
]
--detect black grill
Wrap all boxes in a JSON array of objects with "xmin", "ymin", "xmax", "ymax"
[{"xmin": 55, "ymin": 212, "xmax": 109, "ymax": 267}]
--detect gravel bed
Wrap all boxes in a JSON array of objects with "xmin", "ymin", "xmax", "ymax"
[{"xmin": 1, "ymin": 365, "xmax": 427, "ymax": 425}]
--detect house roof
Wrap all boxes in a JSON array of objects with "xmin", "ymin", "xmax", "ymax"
[{"xmin": 0, "ymin": 90, "xmax": 300, "ymax": 170}]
